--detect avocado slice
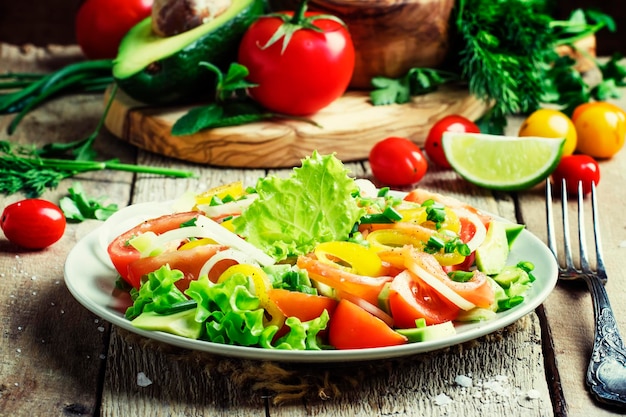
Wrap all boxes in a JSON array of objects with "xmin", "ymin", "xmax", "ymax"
[
  {"xmin": 396, "ymin": 319, "xmax": 456, "ymax": 343},
  {"xmin": 131, "ymin": 309, "xmax": 203, "ymax": 339},
  {"xmin": 475, "ymin": 220, "xmax": 510, "ymax": 275},
  {"xmin": 113, "ymin": 0, "xmax": 264, "ymax": 105}
]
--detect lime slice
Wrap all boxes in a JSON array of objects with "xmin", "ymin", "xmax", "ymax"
[{"xmin": 442, "ymin": 132, "xmax": 565, "ymax": 191}]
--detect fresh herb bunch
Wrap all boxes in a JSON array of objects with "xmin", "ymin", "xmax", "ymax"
[{"xmin": 370, "ymin": 0, "xmax": 625, "ymax": 133}]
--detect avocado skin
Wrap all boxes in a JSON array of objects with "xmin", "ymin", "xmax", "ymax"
[{"xmin": 115, "ymin": 0, "xmax": 264, "ymax": 106}]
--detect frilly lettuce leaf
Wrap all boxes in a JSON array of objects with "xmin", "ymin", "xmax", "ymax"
[
  {"xmin": 125, "ymin": 265, "xmax": 188, "ymax": 320},
  {"xmin": 233, "ymin": 152, "xmax": 364, "ymax": 261},
  {"xmin": 262, "ymin": 311, "xmax": 330, "ymax": 351}
]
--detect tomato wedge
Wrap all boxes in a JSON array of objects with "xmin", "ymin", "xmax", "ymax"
[
  {"xmin": 107, "ymin": 211, "xmax": 201, "ymax": 286},
  {"xmin": 388, "ymin": 270, "xmax": 460, "ymax": 327},
  {"xmin": 296, "ymin": 255, "xmax": 392, "ymax": 306},
  {"xmin": 328, "ymin": 299, "xmax": 408, "ymax": 349},
  {"xmin": 268, "ymin": 289, "xmax": 337, "ymax": 322},
  {"xmin": 127, "ymin": 244, "xmax": 226, "ymax": 290}
]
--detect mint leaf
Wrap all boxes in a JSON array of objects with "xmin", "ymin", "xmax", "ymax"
[
  {"xmin": 60, "ymin": 182, "xmax": 118, "ymax": 222},
  {"xmin": 171, "ymin": 104, "xmax": 224, "ymax": 136},
  {"xmin": 233, "ymin": 152, "xmax": 364, "ymax": 261}
]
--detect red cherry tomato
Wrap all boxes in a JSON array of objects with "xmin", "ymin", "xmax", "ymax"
[
  {"xmin": 1, "ymin": 199, "xmax": 66, "ymax": 249},
  {"xmin": 237, "ymin": 8, "xmax": 355, "ymax": 116},
  {"xmin": 369, "ymin": 137, "xmax": 428, "ymax": 186},
  {"xmin": 328, "ymin": 299, "xmax": 407, "ymax": 349},
  {"xmin": 425, "ymin": 115, "xmax": 480, "ymax": 168},
  {"xmin": 75, "ymin": 0, "xmax": 153, "ymax": 59},
  {"xmin": 551, "ymin": 154, "xmax": 600, "ymax": 195}
]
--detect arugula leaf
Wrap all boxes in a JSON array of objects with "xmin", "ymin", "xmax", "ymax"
[
  {"xmin": 232, "ymin": 152, "xmax": 364, "ymax": 261},
  {"xmin": 59, "ymin": 182, "xmax": 118, "ymax": 222}
]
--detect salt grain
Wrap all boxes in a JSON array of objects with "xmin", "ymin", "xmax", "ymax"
[
  {"xmin": 526, "ymin": 389, "xmax": 541, "ymax": 400},
  {"xmin": 137, "ymin": 372, "xmax": 153, "ymax": 387},
  {"xmin": 433, "ymin": 393, "xmax": 453, "ymax": 406},
  {"xmin": 455, "ymin": 374, "xmax": 473, "ymax": 388}
]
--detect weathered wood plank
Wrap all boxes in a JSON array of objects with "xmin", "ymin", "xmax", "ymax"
[{"xmin": 0, "ymin": 44, "xmax": 135, "ymax": 417}]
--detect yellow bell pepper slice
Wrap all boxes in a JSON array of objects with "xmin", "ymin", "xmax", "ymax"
[
  {"xmin": 217, "ymin": 264, "xmax": 285, "ymax": 328},
  {"xmin": 366, "ymin": 229, "xmax": 466, "ymax": 266},
  {"xmin": 178, "ymin": 237, "xmax": 218, "ymax": 250},
  {"xmin": 195, "ymin": 181, "xmax": 245, "ymax": 206},
  {"xmin": 314, "ymin": 241, "xmax": 384, "ymax": 277}
]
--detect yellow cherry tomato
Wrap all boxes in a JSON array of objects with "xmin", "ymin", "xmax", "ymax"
[
  {"xmin": 518, "ymin": 109, "xmax": 577, "ymax": 156},
  {"xmin": 572, "ymin": 102, "xmax": 626, "ymax": 159},
  {"xmin": 178, "ymin": 237, "xmax": 218, "ymax": 250}
]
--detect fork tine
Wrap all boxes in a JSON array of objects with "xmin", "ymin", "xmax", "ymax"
[
  {"xmin": 561, "ymin": 179, "xmax": 575, "ymax": 271},
  {"xmin": 590, "ymin": 182, "xmax": 608, "ymax": 282},
  {"xmin": 577, "ymin": 181, "xmax": 590, "ymax": 273},
  {"xmin": 545, "ymin": 179, "xmax": 558, "ymax": 259}
]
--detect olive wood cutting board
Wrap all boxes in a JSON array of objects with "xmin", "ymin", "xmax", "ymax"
[{"xmin": 104, "ymin": 85, "xmax": 489, "ymax": 168}]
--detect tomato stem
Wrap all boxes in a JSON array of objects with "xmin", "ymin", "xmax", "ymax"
[{"xmin": 291, "ymin": 0, "xmax": 310, "ymax": 24}]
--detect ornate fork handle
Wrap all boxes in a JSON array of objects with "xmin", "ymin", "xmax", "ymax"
[{"xmin": 583, "ymin": 273, "xmax": 626, "ymax": 406}]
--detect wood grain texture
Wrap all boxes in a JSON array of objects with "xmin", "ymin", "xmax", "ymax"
[{"xmin": 104, "ymin": 85, "xmax": 489, "ymax": 168}]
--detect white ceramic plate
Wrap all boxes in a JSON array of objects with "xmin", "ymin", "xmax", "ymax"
[{"xmin": 64, "ymin": 201, "xmax": 558, "ymax": 363}]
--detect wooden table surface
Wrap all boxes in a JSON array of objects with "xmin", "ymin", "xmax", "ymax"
[{"xmin": 2, "ymin": 43, "xmax": 626, "ymax": 417}]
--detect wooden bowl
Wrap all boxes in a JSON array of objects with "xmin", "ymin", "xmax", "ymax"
[{"xmin": 269, "ymin": 0, "xmax": 455, "ymax": 89}]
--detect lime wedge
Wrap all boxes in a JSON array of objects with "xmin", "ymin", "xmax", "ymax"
[{"xmin": 442, "ymin": 132, "xmax": 565, "ymax": 191}]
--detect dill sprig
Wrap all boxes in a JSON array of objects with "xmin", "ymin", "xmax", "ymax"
[
  {"xmin": 455, "ymin": 0, "xmax": 555, "ymax": 131},
  {"xmin": 0, "ymin": 140, "xmax": 196, "ymax": 198}
]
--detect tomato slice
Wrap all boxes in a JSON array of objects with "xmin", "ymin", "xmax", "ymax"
[
  {"xmin": 328, "ymin": 299, "xmax": 408, "ymax": 349},
  {"xmin": 296, "ymin": 255, "xmax": 392, "ymax": 306},
  {"xmin": 127, "ymin": 244, "xmax": 226, "ymax": 290},
  {"xmin": 107, "ymin": 211, "xmax": 201, "ymax": 286},
  {"xmin": 404, "ymin": 248, "xmax": 494, "ymax": 309},
  {"xmin": 268, "ymin": 289, "xmax": 338, "ymax": 322},
  {"xmin": 388, "ymin": 270, "xmax": 460, "ymax": 327}
]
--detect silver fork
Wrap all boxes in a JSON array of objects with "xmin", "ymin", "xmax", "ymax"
[{"xmin": 546, "ymin": 179, "xmax": 626, "ymax": 407}]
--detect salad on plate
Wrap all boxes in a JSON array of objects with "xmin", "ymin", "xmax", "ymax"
[{"xmin": 102, "ymin": 152, "xmax": 537, "ymax": 351}]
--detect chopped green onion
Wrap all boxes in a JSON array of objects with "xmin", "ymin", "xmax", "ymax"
[
  {"xmin": 498, "ymin": 296, "xmax": 525, "ymax": 311},
  {"xmin": 448, "ymin": 271, "xmax": 474, "ymax": 282},
  {"xmin": 382, "ymin": 206, "xmax": 403, "ymax": 221}
]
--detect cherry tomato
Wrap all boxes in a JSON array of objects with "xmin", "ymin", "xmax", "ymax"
[
  {"xmin": 387, "ymin": 270, "xmax": 460, "ymax": 327},
  {"xmin": 75, "ymin": 0, "xmax": 153, "ymax": 59},
  {"xmin": 237, "ymin": 7, "xmax": 355, "ymax": 116},
  {"xmin": 369, "ymin": 137, "xmax": 428, "ymax": 187},
  {"xmin": 1, "ymin": 199, "xmax": 66, "ymax": 249},
  {"xmin": 518, "ymin": 109, "xmax": 577, "ymax": 156},
  {"xmin": 551, "ymin": 154, "xmax": 600, "ymax": 195},
  {"xmin": 268, "ymin": 289, "xmax": 337, "ymax": 322},
  {"xmin": 328, "ymin": 299, "xmax": 407, "ymax": 349},
  {"xmin": 424, "ymin": 115, "xmax": 480, "ymax": 168},
  {"xmin": 571, "ymin": 102, "xmax": 626, "ymax": 159}
]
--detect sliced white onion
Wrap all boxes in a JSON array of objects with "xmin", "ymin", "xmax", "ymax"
[
  {"xmin": 454, "ymin": 208, "xmax": 487, "ymax": 252},
  {"xmin": 355, "ymin": 178, "xmax": 379, "ymax": 198},
  {"xmin": 196, "ymin": 194, "xmax": 258, "ymax": 219},
  {"xmin": 195, "ymin": 215, "xmax": 275, "ymax": 267},
  {"xmin": 198, "ymin": 248, "xmax": 260, "ymax": 282},
  {"xmin": 408, "ymin": 262, "xmax": 476, "ymax": 311}
]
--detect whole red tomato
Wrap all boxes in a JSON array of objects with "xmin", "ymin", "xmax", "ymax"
[
  {"xmin": 1, "ymin": 199, "xmax": 66, "ymax": 249},
  {"xmin": 425, "ymin": 115, "xmax": 480, "ymax": 168},
  {"xmin": 237, "ymin": 3, "xmax": 355, "ymax": 116},
  {"xmin": 75, "ymin": 0, "xmax": 153, "ymax": 59},
  {"xmin": 369, "ymin": 137, "xmax": 428, "ymax": 187},
  {"xmin": 551, "ymin": 154, "xmax": 600, "ymax": 195}
]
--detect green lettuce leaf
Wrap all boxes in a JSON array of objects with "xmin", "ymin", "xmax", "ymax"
[
  {"xmin": 233, "ymin": 152, "xmax": 364, "ymax": 260},
  {"xmin": 125, "ymin": 265, "xmax": 188, "ymax": 320}
]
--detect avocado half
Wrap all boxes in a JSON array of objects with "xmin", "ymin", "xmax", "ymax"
[{"xmin": 113, "ymin": 0, "xmax": 264, "ymax": 105}]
